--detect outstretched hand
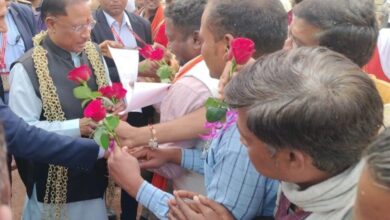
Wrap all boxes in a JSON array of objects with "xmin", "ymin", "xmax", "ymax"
[
  {"xmin": 131, "ymin": 147, "xmax": 182, "ymax": 169},
  {"xmin": 99, "ymin": 40, "xmax": 124, "ymax": 59},
  {"xmin": 114, "ymin": 121, "xmax": 138, "ymax": 147},
  {"xmin": 107, "ymin": 146, "xmax": 144, "ymax": 197},
  {"xmin": 168, "ymin": 190, "xmax": 234, "ymax": 220},
  {"xmin": 107, "ymin": 100, "xmax": 128, "ymax": 121},
  {"xmin": 79, "ymin": 117, "xmax": 98, "ymax": 137},
  {"xmin": 138, "ymin": 59, "xmax": 161, "ymax": 78}
]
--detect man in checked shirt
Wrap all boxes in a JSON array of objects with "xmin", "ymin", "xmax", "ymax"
[{"xmin": 109, "ymin": 0, "xmax": 288, "ymax": 219}]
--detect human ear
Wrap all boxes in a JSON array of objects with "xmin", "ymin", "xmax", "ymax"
[
  {"xmin": 222, "ymin": 34, "xmax": 234, "ymax": 61},
  {"xmin": 45, "ymin": 17, "xmax": 56, "ymax": 34},
  {"xmin": 283, "ymin": 150, "xmax": 306, "ymax": 172},
  {"xmin": 192, "ymin": 31, "xmax": 202, "ymax": 50}
]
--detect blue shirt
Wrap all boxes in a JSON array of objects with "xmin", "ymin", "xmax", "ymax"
[
  {"xmin": 137, "ymin": 124, "xmax": 279, "ymax": 220},
  {"xmin": 2, "ymin": 10, "xmax": 25, "ymax": 72},
  {"xmin": 103, "ymin": 10, "xmax": 137, "ymax": 49}
]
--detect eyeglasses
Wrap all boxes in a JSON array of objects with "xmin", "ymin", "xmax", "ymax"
[
  {"xmin": 71, "ymin": 19, "xmax": 96, "ymax": 32},
  {"xmin": 52, "ymin": 17, "xmax": 97, "ymax": 33}
]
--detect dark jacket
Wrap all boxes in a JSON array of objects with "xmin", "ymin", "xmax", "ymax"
[
  {"xmin": 91, "ymin": 9, "xmax": 155, "ymax": 126},
  {"xmin": 1, "ymin": 97, "xmax": 99, "ymax": 169},
  {"xmin": 8, "ymin": 2, "xmax": 36, "ymax": 50},
  {"xmin": 91, "ymin": 9, "xmax": 152, "ymax": 83},
  {"xmin": 15, "ymin": 37, "xmax": 108, "ymax": 202}
]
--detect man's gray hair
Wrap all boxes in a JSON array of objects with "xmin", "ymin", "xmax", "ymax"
[
  {"xmin": 294, "ymin": 0, "xmax": 378, "ymax": 67},
  {"xmin": 225, "ymin": 47, "xmax": 384, "ymax": 175},
  {"xmin": 365, "ymin": 128, "xmax": 390, "ymax": 189}
]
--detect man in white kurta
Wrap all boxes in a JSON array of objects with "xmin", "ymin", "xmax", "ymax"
[{"xmin": 9, "ymin": 0, "xmax": 113, "ymax": 219}]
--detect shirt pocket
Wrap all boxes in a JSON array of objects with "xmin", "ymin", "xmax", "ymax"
[
  {"xmin": 7, "ymin": 34, "xmax": 26, "ymax": 55},
  {"xmin": 204, "ymin": 137, "xmax": 226, "ymax": 172}
]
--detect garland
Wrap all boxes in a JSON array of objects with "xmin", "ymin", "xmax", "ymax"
[{"xmin": 32, "ymin": 31, "xmax": 108, "ymax": 219}]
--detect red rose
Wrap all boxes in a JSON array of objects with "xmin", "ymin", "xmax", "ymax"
[
  {"xmin": 84, "ymin": 99, "xmax": 106, "ymax": 122},
  {"xmin": 68, "ymin": 65, "xmax": 91, "ymax": 84},
  {"xmin": 139, "ymin": 45, "xmax": 164, "ymax": 61},
  {"xmin": 139, "ymin": 45, "xmax": 154, "ymax": 59},
  {"xmin": 111, "ymin": 83, "xmax": 127, "ymax": 99},
  {"xmin": 149, "ymin": 47, "xmax": 164, "ymax": 61},
  {"xmin": 99, "ymin": 86, "xmax": 115, "ymax": 99},
  {"xmin": 99, "ymin": 83, "xmax": 127, "ymax": 100},
  {"xmin": 228, "ymin": 38, "xmax": 255, "ymax": 65}
]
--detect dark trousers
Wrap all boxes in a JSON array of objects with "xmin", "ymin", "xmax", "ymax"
[{"xmin": 120, "ymin": 190, "xmax": 138, "ymax": 220}]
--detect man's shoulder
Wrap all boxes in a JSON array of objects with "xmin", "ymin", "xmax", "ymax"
[
  {"xmin": 14, "ymin": 0, "xmax": 32, "ymax": 7},
  {"xmin": 126, "ymin": 11, "xmax": 150, "ymax": 27},
  {"xmin": 211, "ymin": 123, "xmax": 241, "ymax": 150},
  {"xmin": 17, "ymin": 48, "xmax": 34, "ymax": 63},
  {"xmin": 92, "ymin": 8, "xmax": 103, "ymax": 20},
  {"xmin": 10, "ymin": 1, "xmax": 33, "ymax": 13},
  {"xmin": 12, "ymin": 48, "xmax": 34, "ymax": 71},
  {"xmin": 9, "ymin": 1, "xmax": 35, "ymax": 25},
  {"xmin": 175, "ymin": 76, "xmax": 208, "ymax": 88}
]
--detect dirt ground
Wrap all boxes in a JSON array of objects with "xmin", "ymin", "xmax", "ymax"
[{"xmin": 11, "ymin": 169, "xmax": 124, "ymax": 220}]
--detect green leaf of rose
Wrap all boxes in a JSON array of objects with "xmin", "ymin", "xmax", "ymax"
[
  {"xmin": 206, "ymin": 106, "xmax": 227, "ymax": 122},
  {"xmin": 205, "ymin": 97, "xmax": 228, "ymax": 108},
  {"xmin": 105, "ymin": 115, "xmax": 120, "ymax": 131},
  {"xmin": 91, "ymin": 91, "xmax": 102, "ymax": 99},
  {"xmin": 157, "ymin": 65, "xmax": 173, "ymax": 80},
  {"xmin": 100, "ymin": 132, "xmax": 110, "ymax": 150},
  {"xmin": 93, "ymin": 127, "xmax": 105, "ymax": 148},
  {"xmin": 205, "ymin": 98, "xmax": 228, "ymax": 122},
  {"xmin": 73, "ymin": 86, "xmax": 92, "ymax": 99}
]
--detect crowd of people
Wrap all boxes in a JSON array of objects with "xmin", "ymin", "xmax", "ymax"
[{"xmin": 0, "ymin": 0, "xmax": 389, "ymax": 219}]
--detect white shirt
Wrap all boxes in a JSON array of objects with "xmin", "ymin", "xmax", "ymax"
[
  {"xmin": 103, "ymin": 10, "xmax": 137, "ymax": 49},
  {"xmin": 378, "ymin": 28, "xmax": 390, "ymax": 79}
]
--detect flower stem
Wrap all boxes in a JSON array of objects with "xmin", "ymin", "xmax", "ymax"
[
  {"xmin": 113, "ymin": 134, "xmax": 121, "ymax": 147},
  {"xmin": 229, "ymin": 61, "xmax": 237, "ymax": 82}
]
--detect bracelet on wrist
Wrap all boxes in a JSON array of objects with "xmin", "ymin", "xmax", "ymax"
[{"xmin": 148, "ymin": 124, "xmax": 158, "ymax": 148}]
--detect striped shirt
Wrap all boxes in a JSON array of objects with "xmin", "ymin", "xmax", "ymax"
[{"xmin": 137, "ymin": 124, "xmax": 279, "ymax": 219}]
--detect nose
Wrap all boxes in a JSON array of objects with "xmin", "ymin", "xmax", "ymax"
[{"xmin": 80, "ymin": 27, "xmax": 90, "ymax": 39}]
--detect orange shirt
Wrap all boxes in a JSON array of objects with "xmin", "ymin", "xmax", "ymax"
[
  {"xmin": 173, "ymin": 55, "xmax": 203, "ymax": 83},
  {"xmin": 151, "ymin": 5, "xmax": 168, "ymax": 47}
]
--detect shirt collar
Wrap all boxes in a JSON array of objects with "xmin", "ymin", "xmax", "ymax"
[
  {"xmin": 70, "ymin": 52, "xmax": 81, "ymax": 57},
  {"xmin": 103, "ymin": 10, "xmax": 132, "ymax": 30},
  {"xmin": 70, "ymin": 52, "xmax": 82, "ymax": 67}
]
